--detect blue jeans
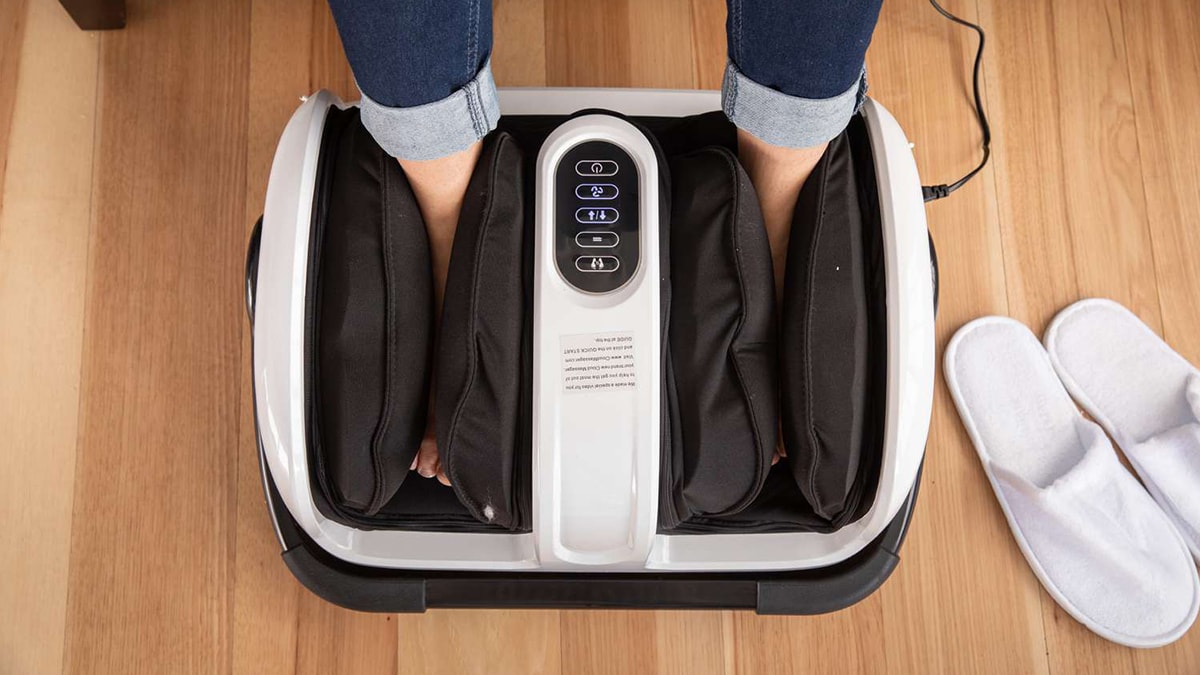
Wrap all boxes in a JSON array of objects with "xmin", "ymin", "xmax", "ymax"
[{"xmin": 328, "ymin": 0, "xmax": 882, "ymax": 160}]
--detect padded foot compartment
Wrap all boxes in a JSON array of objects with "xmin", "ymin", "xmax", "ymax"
[
  {"xmin": 309, "ymin": 107, "xmax": 433, "ymax": 519},
  {"xmin": 662, "ymin": 146, "xmax": 778, "ymax": 526},
  {"xmin": 301, "ymin": 107, "xmax": 886, "ymax": 535}
]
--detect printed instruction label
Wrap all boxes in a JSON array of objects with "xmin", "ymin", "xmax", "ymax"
[{"xmin": 561, "ymin": 332, "xmax": 637, "ymax": 394}]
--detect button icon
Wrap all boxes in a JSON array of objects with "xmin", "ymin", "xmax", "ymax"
[
  {"xmin": 576, "ymin": 256, "xmax": 621, "ymax": 273},
  {"xmin": 576, "ymin": 231, "xmax": 619, "ymax": 248},
  {"xmin": 575, "ymin": 207, "xmax": 619, "ymax": 224},
  {"xmin": 576, "ymin": 160, "xmax": 618, "ymax": 177},
  {"xmin": 576, "ymin": 183, "xmax": 619, "ymax": 200}
]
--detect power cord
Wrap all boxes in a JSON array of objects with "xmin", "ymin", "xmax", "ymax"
[{"xmin": 921, "ymin": 0, "xmax": 991, "ymax": 202}]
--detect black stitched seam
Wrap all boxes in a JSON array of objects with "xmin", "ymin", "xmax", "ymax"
[
  {"xmin": 716, "ymin": 147, "xmax": 771, "ymax": 514},
  {"xmin": 442, "ymin": 136, "xmax": 506, "ymax": 523},
  {"xmin": 367, "ymin": 149, "xmax": 397, "ymax": 513},
  {"xmin": 802, "ymin": 149, "xmax": 833, "ymax": 514}
]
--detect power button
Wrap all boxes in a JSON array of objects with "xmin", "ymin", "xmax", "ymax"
[{"xmin": 576, "ymin": 160, "xmax": 619, "ymax": 177}]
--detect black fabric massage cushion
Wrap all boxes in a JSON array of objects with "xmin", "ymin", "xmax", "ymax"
[{"xmin": 305, "ymin": 108, "xmax": 882, "ymax": 533}]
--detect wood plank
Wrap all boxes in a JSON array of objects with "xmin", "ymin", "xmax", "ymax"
[
  {"xmin": 867, "ymin": 1, "xmax": 1048, "ymax": 673},
  {"xmin": 729, "ymin": 600, "xmax": 884, "ymax": 675},
  {"xmin": 394, "ymin": 610, "xmax": 561, "ymax": 674},
  {"xmin": 0, "ymin": 1, "xmax": 97, "ymax": 673},
  {"xmin": 559, "ymin": 610, "xmax": 726, "ymax": 675},
  {"xmin": 1124, "ymin": 0, "xmax": 1200, "ymax": 367},
  {"xmin": 689, "ymin": 0, "xmax": 725, "ymax": 90},
  {"xmin": 544, "ymin": 0, "xmax": 631, "ymax": 87},
  {"xmin": 975, "ymin": 0, "xmax": 1078, "ymax": 333},
  {"xmin": 494, "ymin": 0, "xmax": 547, "ymax": 86},
  {"xmin": 1045, "ymin": 0, "xmax": 1159, "ymax": 315},
  {"xmin": 60, "ymin": 0, "xmax": 249, "ymax": 670},
  {"xmin": 0, "ymin": 0, "xmax": 28, "ymax": 210},
  {"xmin": 235, "ymin": 3, "xmax": 403, "ymax": 673},
  {"xmin": 231, "ymin": 1, "xmax": 315, "ymax": 673},
  {"xmin": 1121, "ymin": 0, "xmax": 1200, "ymax": 670},
  {"xmin": 627, "ymin": 0, "xmax": 696, "ymax": 89},
  {"xmin": 294, "ymin": 597, "xmax": 398, "ymax": 675}
]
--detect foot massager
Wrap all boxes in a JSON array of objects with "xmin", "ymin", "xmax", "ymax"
[{"xmin": 246, "ymin": 88, "xmax": 936, "ymax": 613}]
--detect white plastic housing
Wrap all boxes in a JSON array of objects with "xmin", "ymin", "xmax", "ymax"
[
  {"xmin": 532, "ymin": 116, "xmax": 662, "ymax": 569},
  {"xmin": 253, "ymin": 88, "xmax": 934, "ymax": 571}
]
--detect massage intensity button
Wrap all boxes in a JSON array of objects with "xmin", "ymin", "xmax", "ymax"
[{"xmin": 576, "ymin": 183, "xmax": 618, "ymax": 200}]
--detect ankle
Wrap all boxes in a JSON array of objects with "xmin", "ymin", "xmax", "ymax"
[
  {"xmin": 736, "ymin": 129, "xmax": 827, "ymax": 296},
  {"xmin": 398, "ymin": 141, "xmax": 483, "ymax": 316}
]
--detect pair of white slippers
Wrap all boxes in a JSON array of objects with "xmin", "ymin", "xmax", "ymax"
[{"xmin": 945, "ymin": 299, "xmax": 1200, "ymax": 648}]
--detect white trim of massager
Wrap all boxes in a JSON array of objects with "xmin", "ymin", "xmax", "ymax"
[{"xmin": 253, "ymin": 88, "xmax": 933, "ymax": 571}]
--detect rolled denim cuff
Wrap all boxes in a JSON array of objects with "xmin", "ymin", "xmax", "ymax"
[
  {"xmin": 722, "ymin": 62, "xmax": 867, "ymax": 149},
  {"xmin": 359, "ymin": 58, "xmax": 500, "ymax": 161}
]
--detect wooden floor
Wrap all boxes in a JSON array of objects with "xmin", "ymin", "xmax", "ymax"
[{"xmin": 2, "ymin": 0, "xmax": 1200, "ymax": 672}]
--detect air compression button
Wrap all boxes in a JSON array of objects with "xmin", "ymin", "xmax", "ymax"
[{"xmin": 576, "ymin": 256, "xmax": 620, "ymax": 273}]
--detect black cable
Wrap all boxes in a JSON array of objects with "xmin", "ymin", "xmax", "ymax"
[{"xmin": 922, "ymin": 0, "xmax": 991, "ymax": 202}]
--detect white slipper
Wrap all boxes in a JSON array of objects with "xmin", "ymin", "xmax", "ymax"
[
  {"xmin": 1045, "ymin": 298, "xmax": 1200, "ymax": 560},
  {"xmin": 945, "ymin": 316, "xmax": 1199, "ymax": 648}
]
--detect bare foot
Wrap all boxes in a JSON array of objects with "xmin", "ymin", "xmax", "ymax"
[
  {"xmin": 736, "ymin": 128, "xmax": 827, "ymax": 301},
  {"xmin": 738, "ymin": 129, "xmax": 827, "ymax": 465},
  {"xmin": 400, "ymin": 141, "xmax": 483, "ymax": 486}
]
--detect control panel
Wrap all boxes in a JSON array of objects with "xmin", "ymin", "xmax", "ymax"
[
  {"xmin": 533, "ymin": 114, "xmax": 661, "ymax": 569},
  {"xmin": 554, "ymin": 141, "xmax": 640, "ymax": 293}
]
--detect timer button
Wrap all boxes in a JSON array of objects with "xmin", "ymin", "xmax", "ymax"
[{"xmin": 576, "ymin": 231, "xmax": 619, "ymax": 248}]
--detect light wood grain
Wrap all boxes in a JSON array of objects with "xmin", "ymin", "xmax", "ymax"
[
  {"xmin": 689, "ymin": 0, "xmax": 725, "ymax": 90},
  {"xmin": 981, "ymin": 0, "xmax": 1177, "ymax": 671},
  {"xmin": 0, "ymin": 2, "xmax": 97, "ymax": 674},
  {"xmin": 545, "ymin": 0, "xmax": 631, "ymax": 87},
  {"xmin": 232, "ymin": 1, "xmax": 315, "ymax": 673},
  {"xmin": 60, "ymin": 0, "xmax": 248, "ymax": 671},
  {"xmin": 870, "ymin": 2, "xmax": 1045, "ymax": 671},
  {"xmin": 627, "ymin": 0, "xmax": 696, "ymax": 89},
  {"xmin": 558, "ymin": 610, "xmax": 727, "ymax": 675},
  {"xmin": 1124, "ymin": 0, "xmax": 1200, "ymax": 369},
  {"xmin": 395, "ymin": 610, "xmax": 561, "ymax": 675},
  {"xmin": 0, "ymin": 0, "xmax": 28, "ymax": 207},
  {"xmin": 494, "ymin": 0, "xmax": 547, "ymax": 86},
  {"xmin": 1120, "ymin": 3, "xmax": 1200, "ymax": 672},
  {"xmin": 3, "ymin": 0, "xmax": 1200, "ymax": 672}
]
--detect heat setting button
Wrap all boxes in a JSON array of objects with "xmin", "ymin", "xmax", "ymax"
[{"xmin": 576, "ymin": 231, "xmax": 619, "ymax": 248}]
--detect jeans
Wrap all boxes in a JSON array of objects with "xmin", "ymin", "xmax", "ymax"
[{"xmin": 328, "ymin": 0, "xmax": 883, "ymax": 161}]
